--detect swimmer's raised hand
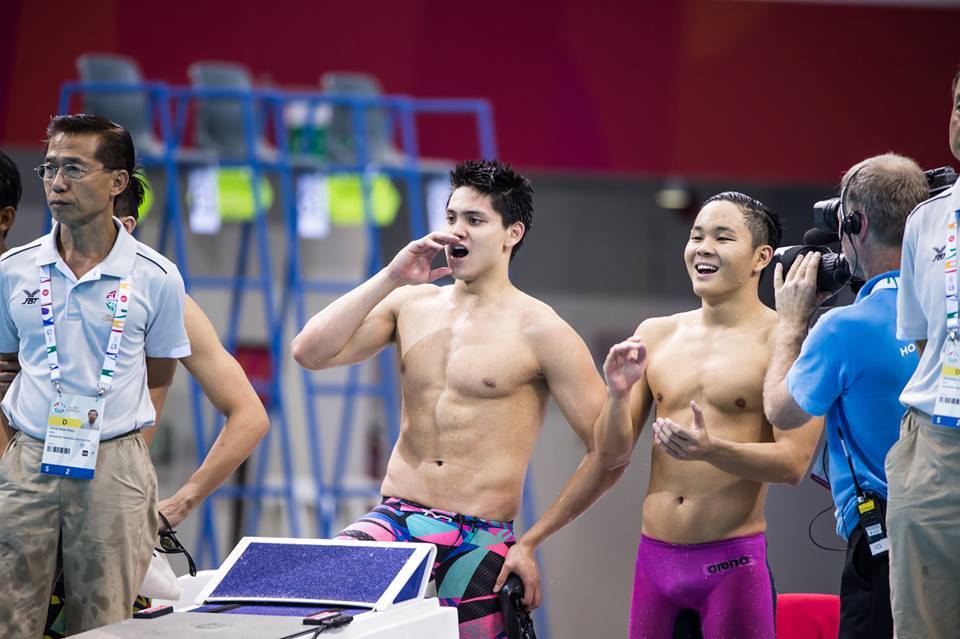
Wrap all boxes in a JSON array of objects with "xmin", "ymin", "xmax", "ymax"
[
  {"xmin": 386, "ymin": 232, "xmax": 459, "ymax": 285},
  {"xmin": 603, "ymin": 335, "xmax": 647, "ymax": 398}
]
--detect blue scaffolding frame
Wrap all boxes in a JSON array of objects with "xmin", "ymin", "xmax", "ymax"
[{"xmin": 167, "ymin": 85, "xmax": 305, "ymax": 560}]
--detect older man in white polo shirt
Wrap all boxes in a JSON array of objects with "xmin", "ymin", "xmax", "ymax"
[
  {"xmin": 886, "ymin": 68, "xmax": 960, "ymax": 639},
  {"xmin": 0, "ymin": 114, "xmax": 189, "ymax": 637}
]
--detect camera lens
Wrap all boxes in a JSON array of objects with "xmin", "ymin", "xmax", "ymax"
[
  {"xmin": 773, "ymin": 245, "xmax": 851, "ymax": 294},
  {"xmin": 812, "ymin": 198, "xmax": 841, "ymax": 234}
]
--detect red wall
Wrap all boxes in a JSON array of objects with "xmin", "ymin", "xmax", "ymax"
[{"xmin": 1, "ymin": 0, "xmax": 956, "ymax": 182}]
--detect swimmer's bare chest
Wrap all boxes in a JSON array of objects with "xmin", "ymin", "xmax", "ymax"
[
  {"xmin": 394, "ymin": 293, "xmax": 547, "ymax": 460},
  {"xmin": 647, "ymin": 324, "xmax": 770, "ymax": 420},
  {"xmin": 641, "ymin": 321, "xmax": 773, "ymax": 542},
  {"xmin": 381, "ymin": 292, "xmax": 548, "ymax": 517}
]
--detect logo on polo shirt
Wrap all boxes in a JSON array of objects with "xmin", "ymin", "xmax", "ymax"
[
  {"xmin": 22, "ymin": 289, "xmax": 40, "ymax": 305},
  {"xmin": 105, "ymin": 289, "xmax": 117, "ymax": 313},
  {"xmin": 933, "ymin": 245, "xmax": 947, "ymax": 262}
]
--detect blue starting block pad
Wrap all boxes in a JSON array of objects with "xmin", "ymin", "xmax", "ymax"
[
  {"xmin": 72, "ymin": 538, "xmax": 458, "ymax": 638},
  {"xmin": 195, "ymin": 537, "xmax": 436, "ymax": 611}
]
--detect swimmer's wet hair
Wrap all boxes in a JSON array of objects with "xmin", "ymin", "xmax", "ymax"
[
  {"xmin": 702, "ymin": 191, "xmax": 782, "ymax": 250},
  {"xmin": 0, "ymin": 151, "xmax": 21, "ymax": 211},
  {"xmin": 450, "ymin": 159, "xmax": 534, "ymax": 260},
  {"xmin": 0, "ymin": 151, "xmax": 20, "ymax": 240}
]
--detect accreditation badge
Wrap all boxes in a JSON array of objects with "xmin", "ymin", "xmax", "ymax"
[
  {"xmin": 933, "ymin": 338, "xmax": 960, "ymax": 428},
  {"xmin": 40, "ymin": 394, "xmax": 105, "ymax": 479}
]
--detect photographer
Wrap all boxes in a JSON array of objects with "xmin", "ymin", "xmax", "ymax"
[{"xmin": 763, "ymin": 153, "xmax": 928, "ymax": 639}]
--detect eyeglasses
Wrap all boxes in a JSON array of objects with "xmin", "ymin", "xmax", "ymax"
[
  {"xmin": 34, "ymin": 162, "xmax": 114, "ymax": 182},
  {"xmin": 157, "ymin": 512, "xmax": 198, "ymax": 577}
]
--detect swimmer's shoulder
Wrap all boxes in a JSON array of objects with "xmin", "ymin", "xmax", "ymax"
[
  {"xmin": 633, "ymin": 311, "xmax": 692, "ymax": 346},
  {"xmin": 753, "ymin": 305, "xmax": 779, "ymax": 345},
  {"xmin": 514, "ymin": 291, "xmax": 569, "ymax": 330},
  {"xmin": 512, "ymin": 291, "xmax": 585, "ymax": 346},
  {"xmin": 390, "ymin": 281, "xmax": 447, "ymax": 309}
]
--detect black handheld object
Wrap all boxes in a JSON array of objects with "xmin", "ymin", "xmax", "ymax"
[
  {"xmin": 780, "ymin": 164, "xmax": 958, "ymax": 295},
  {"xmin": 499, "ymin": 574, "xmax": 537, "ymax": 639},
  {"xmin": 856, "ymin": 493, "xmax": 889, "ymax": 556},
  {"xmin": 132, "ymin": 604, "xmax": 174, "ymax": 619},
  {"xmin": 303, "ymin": 610, "xmax": 353, "ymax": 630},
  {"xmin": 811, "ymin": 166, "xmax": 957, "ymax": 237},
  {"xmin": 772, "ymin": 245, "xmax": 853, "ymax": 293},
  {"xmin": 303, "ymin": 610, "xmax": 353, "ymax": 629}
]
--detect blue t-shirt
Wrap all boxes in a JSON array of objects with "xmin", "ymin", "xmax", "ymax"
[{"xmin": 787, "ymin": 270, "xmax": 919, "ymax": 540}]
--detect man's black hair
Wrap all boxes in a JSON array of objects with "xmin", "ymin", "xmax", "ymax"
[
  {"xmin": 0, "ymin": 151, "xmax": 21, "ymax": 240},
  {"xmin": 46, "ymin": 114, "xmax": 144, "ymax": 213},
  {"xmin": 0, "ymin": 151, "xmax": 22, "ymax": 211},
  {"xmin": 701, "ymin": 191, "xmax": 783, "ymax": 250},
  {"xmin": 114, "ymin": 171, "xmax": 149, "ymax": 220},
  {"xmin": 449, "ymin": 160, "xmax": 534, "ymax": 259}
]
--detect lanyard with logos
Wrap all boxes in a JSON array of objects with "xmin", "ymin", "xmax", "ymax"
[
  {"xmin": 39, "ymin": 265, "xmax": 134, "ymax": 479},
  {"xmin": 933, "ymin": 210, "xmax": 960, "ymax": 428}
]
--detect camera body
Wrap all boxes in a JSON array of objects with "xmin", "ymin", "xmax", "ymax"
[
  {"xmin": 773, "ymin": 166, "xmax": 958, "ymax": 293},
  {"xmin": 773, "ymin": 245, "xmax": 852, "ymax": 293}
]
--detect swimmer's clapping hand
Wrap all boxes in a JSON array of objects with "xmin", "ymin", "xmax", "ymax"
[{"xmin": 603, "ymin": 335, "xmax": 648, "ymax": 398}]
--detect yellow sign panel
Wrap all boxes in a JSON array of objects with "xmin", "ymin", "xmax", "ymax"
[
  {"xmin": 47, "ymin": 416, "xmax": 81, "ymax": 428},
  {"xmin": 941, "ymin": 365, "xmax": 960, "ymax": 378}
]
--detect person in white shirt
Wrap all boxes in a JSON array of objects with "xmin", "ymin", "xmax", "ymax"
[
  {"xmin": 0, "ymin": 114, "xmax": 190, "ymax": 637},
  {"xmin": 886, "ymin": 67, "xmax": 960, "ymax": 639}
]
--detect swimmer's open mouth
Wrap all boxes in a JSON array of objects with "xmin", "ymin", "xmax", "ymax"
[
  {"xmin": 695, "ymin": 264, "xmax": 718, "ymax": 274},
  {"xmin": 450, "ymin": 245, "xmax": 469, "ymax": 258}
]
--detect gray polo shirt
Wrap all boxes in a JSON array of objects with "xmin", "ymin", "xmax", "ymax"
[
  {"xmin": 897, "ymin": 183, "xmax": 959, "ymax": 415},
  {"xmin": 0, "ymin": 221, "xmax": 190, "ymax": 439}
]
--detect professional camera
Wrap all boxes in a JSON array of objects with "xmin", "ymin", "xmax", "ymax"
[
  {"xmin": 773, "ymin": 244, "xmax": 852, "ymax": 293},
  {"xmin": 773, "ymin": 166, "xmax": 958, "ymax": 293}
]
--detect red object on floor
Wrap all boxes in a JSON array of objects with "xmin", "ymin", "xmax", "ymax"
[
  {"xmin": 233, "ymin": 343, "xmax": 271, "ymax": 406},
  {"xmin": 776, "ymin": 593, "xmax": 840, "ymax": 639}
]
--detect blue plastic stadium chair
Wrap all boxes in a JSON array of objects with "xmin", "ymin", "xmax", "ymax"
[
  {"xmin": 187, "ymin": 61, "xmax": 276, "ymax": 163},
  {"xmin": 76, "ymin": 53, "xmax": 165, "ymax": 159}
]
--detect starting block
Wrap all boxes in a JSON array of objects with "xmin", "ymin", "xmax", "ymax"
[{"xmin": 72, "ymin": 537, "xmax": 459, "ymax": 638}]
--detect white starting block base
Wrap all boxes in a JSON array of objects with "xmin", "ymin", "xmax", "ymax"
[
  {"xmin": 74, "ymin": 537, "xmax": 459, "ymax": 638},
  {"xmin": 71, "ymin": 598, "xmax": 458, "ymax": 638}
]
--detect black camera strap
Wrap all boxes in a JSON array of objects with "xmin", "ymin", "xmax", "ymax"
[
  {"xmin": 835, "ymin": 426, "xmax": 865, "ymax": 500},
  {"xmin": 835, "ymin": 425, "xmax": 889, "ymax": 556}
]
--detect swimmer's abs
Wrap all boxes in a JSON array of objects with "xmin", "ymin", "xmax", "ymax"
[
  {"xmin": 381, "ymin": 455, "xmax": 524, "ymax": 522},
  {"xmin": 641, "ymin": 487, "xmax": 766, "ymax": 544}
]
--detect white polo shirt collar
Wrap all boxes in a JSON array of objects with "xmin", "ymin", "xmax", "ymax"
[{"xmin": 35, "ymin": 218, "xmax": 136, "ymax": 283}]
